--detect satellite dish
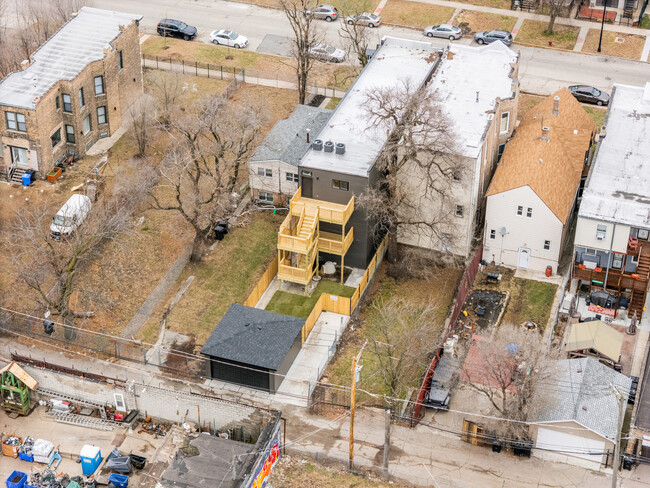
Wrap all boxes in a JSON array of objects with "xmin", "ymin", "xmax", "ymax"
[{"xmin": 500, "ymin": 227, "xmax": 507, "ymax": 236}]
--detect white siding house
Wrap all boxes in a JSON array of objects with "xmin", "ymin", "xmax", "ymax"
[
  {"xmin": 484, "ymin": 88, "xmax": 597, "ymax": 273},
  {"xmin": 248, "ymin": 105, "xmax": 331, "ymax": 206}
]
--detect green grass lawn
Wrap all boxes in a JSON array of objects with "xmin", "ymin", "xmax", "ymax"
[
  {"xmin": 162, "ymin": 212, "xmax": 283, "ymax": 344},
  {"xmin": 583, "ymin": 106, "xmax": 607, "ymax": 130},
  {"xmin": 380, "ymin": 0, "xmax": 455, "ymax": 28},
  {"xmin": 325, "ymin": 97, "xmax": 341, "ymax": 110},
  {"xmin": 265, "ymin": 280, "xmax": 355, "ymax": 318},
  {"xmin": 639, "ymin": 14, "xmax": 650, "ymax": 29},
  {"xmin": 500, "ymin": 274, "xmax": 557, "ymax": 328},
  {"xmin": 515, "ymin": 20, "xmax": 579, "ymax": 50}
]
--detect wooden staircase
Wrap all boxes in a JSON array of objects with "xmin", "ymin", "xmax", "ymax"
[{"xmin": 630, "ymin": 248, "xmax": 650, "ymax": 319}]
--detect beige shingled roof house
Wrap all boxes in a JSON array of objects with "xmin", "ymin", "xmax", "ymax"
[{"xmin": 483, "ymin": 88, "xmax": 597, "ymax": 273}]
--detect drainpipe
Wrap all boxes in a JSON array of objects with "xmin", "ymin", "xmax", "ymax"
[{"xmin": 603, "ymin": 223, "xmax": 616, "ymax": 290}]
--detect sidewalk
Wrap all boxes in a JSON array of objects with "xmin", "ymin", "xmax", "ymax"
[{"xmin": 399, "ymin": 0, "xmax": 650, "ymax": 61}]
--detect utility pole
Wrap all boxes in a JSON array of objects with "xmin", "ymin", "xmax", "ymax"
[
  {"xmin": 349, "ymin": 340, "xmax": 368, "ymax": 470},
  {"xmin": 597, "ymin": 0, "xmax": 608, "ymax": 53},
  {"xmin": 611, "ymin": 385, "xmax": 626, "ymax": 488},
  {"xmin": 383, "ymin": 408, "xmax": 391, "ymax": 474}
]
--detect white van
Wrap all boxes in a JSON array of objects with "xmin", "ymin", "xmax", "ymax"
[{"xmin": 50, "ymin": 194, "xmax": 92, "ymax": 239}]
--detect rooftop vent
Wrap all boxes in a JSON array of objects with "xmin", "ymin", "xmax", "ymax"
[
  {"xmin": 335, "ymin": 142, "xmax": 345, "ymax": 155},
  {"xmin": 552, "ymin": 96, "xmax": 560, "ymax": 117},
  {"xmin": 324, "ymin": 140, "xmax": 334, "ymax": 153},
  {"xmin": 312, "ymin": 139, "xmax": 323, "ymax": 151},
  {"xmin": 599, "ymin": 126, "xmax": 607, "ymax": 140},
  {"xmin": 541, "ymin": 126, "xmax": 550, "ymax": 142}
]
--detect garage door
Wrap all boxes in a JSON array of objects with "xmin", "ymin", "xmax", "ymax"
[{"xmin": 536, "ymin": 427, "xmax": 606, "ymax": 463}]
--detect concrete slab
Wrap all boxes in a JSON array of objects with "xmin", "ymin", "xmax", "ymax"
[
  {"xmin": 254, "ymin": 276, "xmax": 279, "ymax": 309},
  {"xmin": 344, "ymin": 267, "xmax": 365, "ymax": 288},
  {"xmin": 85, "ymin": 126, "xmax": 127, "ymax": 156},
  {"xmin": 514, "ymin": 267, "xmax": 564, "ymax": 285},
  {"xmin": 256, "ymin": 34, "xmax": 293, "ymax": 57},
  {"xmin": 641, "ymin": 34, "xmax": 650, "ymax": 62},
  {"xmin": 573, "ymin": 25, "xmax": 589, "ymax": 52}
]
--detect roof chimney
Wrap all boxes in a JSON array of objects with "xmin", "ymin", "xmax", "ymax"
[
  {"xmin": 20, "ymin": 59, "xmax": 30, "ymax": 69},
  {"xmin": 552, "ymin": 95, "xmax": 560, "ymax": 117},
  {"xmin": 541, "ymin": 126, "xmax": 550, "ymax": 142},
  {"xmin": 306, "ymin": 129, "xmax": 310, "ymax": 144}
]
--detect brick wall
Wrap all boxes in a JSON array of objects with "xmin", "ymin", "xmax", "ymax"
[{"xmin": 0, "ymin": 18, "xmax": 143, "ymax": 179}]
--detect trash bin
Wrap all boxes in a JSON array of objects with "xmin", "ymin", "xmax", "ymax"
[
  {"xmin": 107, "ymin": 474, "xmax": 129, "ymax": 488},
  {"xmin": 21, "ymin": 172, "xmax": 32, "ymax": 186},
  {"xmin": 545, "ymin": 265, "xmax": 552, "ymax": 277},
  {"xmin": 6, "ymin": 471, "xmax": 26, "ymax": 488}
]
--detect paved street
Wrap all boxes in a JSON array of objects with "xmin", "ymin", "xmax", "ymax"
[{"xmin": 53, "ymin": 0, "xmax": 650, "ymax": 95}]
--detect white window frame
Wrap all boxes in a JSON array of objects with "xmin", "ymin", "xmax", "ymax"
[
  {"xmin": 611, "ymin": 253, "xmax": 623, "ymax": 269},
  {"xmin": 286, "ymin": 172, "xmax": 298, "ymax": 183},
  {"xmin": 82, "ymin": 114, "xmax": 91, "ymax": 135},
  {"xmin": 97, "ymin": 106, "xmax": 107, "ymax": 125},
  {"xmin": 517, "ymin": 205, "xmax": 523, "ymax": 216},
  {"xmin": 500, "ymin": 112, "xmax": 510, "ymax": 134},
  {"xmin": 332, "ymin": 179, "xmax": 349, "ymax": 191},
  {"xmin": 258, "ymin": 191, "xmax": 274, "ymax": 203},
  {"xmin": 94, "ymin": 76, "xmax": 104, "ymax": 95},
  {"xmin": 596, "ymin": 224, "xmax": 607, "ymax": 240},
  {"xmin": 65, "ymin": 124, "xmax": 75, "ymax": 143},
  {"xmin": 62, "ymin": 94, "xmax": 72, "ymax": 112},
  {"xmin": 526, "ymin": 207, "xmax": 533, "ymax": 218}
]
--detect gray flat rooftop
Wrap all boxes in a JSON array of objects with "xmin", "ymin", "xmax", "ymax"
[
  {"xmin": 430, "ymin": 42, "xmax": 517, "ymax": 159},
  {"xmin": 579, "ymin": 83, "xmax": 650, "ymax": 229},
  {"xmin": 300, "ymin": 37, "xmax": 440, "ymax": 177},
  {"xmin": 0, "ymin": 7, "xmax": 142, "ymax": 110}
]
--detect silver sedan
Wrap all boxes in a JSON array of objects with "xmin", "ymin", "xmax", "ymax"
[
  {"xmin": 309, "ymin": 44, "xmax": 346, "ymax": 63},
  {"xmin": 424, "ymin": 24, "xmax": 463, "ymax": 40}
]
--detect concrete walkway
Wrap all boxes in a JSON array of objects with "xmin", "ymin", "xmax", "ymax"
[{"xmin": 401, "ymin": 0, "xmax": 650, "ymax": 60}]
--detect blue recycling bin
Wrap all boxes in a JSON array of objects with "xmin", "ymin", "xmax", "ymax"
[
  {"xmin": 6, "ymin": 471, "xmax": 26, "ymax": 488},
  {"xmin": 21, "ymin": 172, "xmax": 32, "ymax": 186}
]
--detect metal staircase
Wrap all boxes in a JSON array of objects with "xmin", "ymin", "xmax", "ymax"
[
  {"xmin": 621, "ymin": 0, "xmax": 635, "ymax": 23},
  {"xmin": 7, "ymin": 166, "xmax": 26, "ymax": 184}
]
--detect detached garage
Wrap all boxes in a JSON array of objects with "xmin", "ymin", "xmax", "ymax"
[
  {"xmin": 530, "ymin": 357, "xmax": 631, "ymax": 470},
  {"xmin": 201, "ymin": 304, "xmax": 305, "ymax": 394}
]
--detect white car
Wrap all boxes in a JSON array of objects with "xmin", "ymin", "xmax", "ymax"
[
  {"xmin": 309, "ymin": 44, "xmax": 346, "ymax": 63},
  {"xmin": 210, "ymin": 29, "xmax": 249, "ymax": 48}
]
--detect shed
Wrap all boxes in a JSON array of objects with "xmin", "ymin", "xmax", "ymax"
[
  {"xmin": 200, "ymin": 304, "xmax": 305, "ymax": 393},
  {"xmin": 565, "ymin": 320, "xmax": 623, "ymax": 364}
]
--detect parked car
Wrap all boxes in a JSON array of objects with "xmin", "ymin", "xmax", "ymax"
[
  {"xmin": 474, "ymin": 30, "xmax": 513, "ymax": 46},
  {"xmin": 209, "ymin": 29, "xmax": 249, "ymax": 48},
  {"xmin": 156, "ymin": 19, "xmax": 197, "ymax": 41},
  {"xmin": 305, "ymin": 4, "xmax": 338, "ymax": 21},
  {"xmin": 346, "ymin": 13, "xmax": 381, "ymax": 27},
  {"xmin": 424, "ymin": 24, "xmax": 462, "ymax": 40},
  {"xmin": 309, "ymin": 44, "xmax": 346, "ymax": 63},
  {"xmin": 568, "ymin": 85, "xmax": 610, "ymax": 106},
  {"xmin": 50, "ymin": 194, "xmax": 92, "ymax": 239}
]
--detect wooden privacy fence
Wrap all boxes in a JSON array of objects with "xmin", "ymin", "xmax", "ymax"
[
  {"xmin": 301, "ymin": 293, "xmax": 352, "ymax": 343},
  {"xmin": 351, "ymin": 234, "xmax": 388, "ymax": 310},
  {"xmin": 243, "ymin": 255, "xmax": 278, "ymax": 307}
]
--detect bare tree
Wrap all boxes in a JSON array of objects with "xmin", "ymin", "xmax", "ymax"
[
  {"xmin": 338, "ymin": 0, "xmax": 372, "ymax": 67},
  {"xmin": 1, "ymin": 168, "xmax": 152, "ymax": 323},
  {"xmin": 279, "ymin": 0, "xmax": 322, "ymax": 104},
  {"xmin": 147, "ymin": 71, "xmax": 181, "ymax": 127},
  {"xmin": 359, "ymin": 80, "xmax": 465, "ymax": 263},
  {"xmin": 542, "ymin": 0, "xmax": 568, "ymax": 34},
  {"xmin": 128, "ymin": 94, "xmax": 159, "ymax": 157},
  {"xmin": 151, "ymin": 97, "xmax": 266, "ymax": 261},
  {"xmin": 461, "ymin": 324, "xmax": 549, "ymax": 439},
  {"xmin": 366, "ymin": 298, "xmax": 441, "ymax": 408}
]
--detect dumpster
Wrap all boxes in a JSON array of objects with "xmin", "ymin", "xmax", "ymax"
[
  {"xmin": 6, "ymin": 471, "xmax": 26, "ymax": 488},
  {"xmin": 21, "ymin": 172, "xmax": 32, "ymax": 186},
  {"xmin": 80, "ymin": 445, "xmax": 102, "ymax": 476}
]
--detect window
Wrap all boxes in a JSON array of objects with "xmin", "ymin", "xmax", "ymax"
[
  {"xmin": 611, "ymin": 254, "xmax": 623, "ymax": 270},
  {"xmin": 62, "ymin": 94, "xmax": 72, "ymax": 112},
  {"xmin": 50, "ymin": 128, "xmax": 61, "ymax": 147},
  {"xmin": 596, "ymin": 224, "xmax": 607, "ymax": 240},
  {"xmin": 500, "ymin": 112, "xmax": 510, "ymax": 133},
  {"xmin": 332, "ymin": 179, "xmax": 349, "ymax": 191},
  {"xmin": 497, "ymin": 143, "xmax": 506, "ymax": 162},
  {"xmin": 97, "ymin": 106, "xmax": 107, "ymax": 125},
  {"xmin": 286, "ymin": 172, "xmax": 298, "ymax": 183},
  {"xmin": 452, "ymin": 169, "xmax": 462, "ymax": 181},
  {"xmin": 55, "ymin": 96, "xmax": 60, "ymax": 110},
  {"xmin": 526, "ymin": 207, "xmax": 533, "ymax": 218},
  {"xmin": 118, "ymin": 50, "xmax": 123, "ymax": 70},
  {"xmin": 543, "ymin": 240, "xmax": 551, "ymax": 251},
  {"xmin": 455, "ymin": 205, "xmax": 464, "ymax": 218},
  {"xmin": 82, "ymin": 114, "xmax": 91, "ymax": 135},
  {"xmin": 94, "ymin": 76, "xmax": 104, "ymax": 95},
  {"xmin": 489, "ymin": 229, "xmax": 496, "ymax": 240},
  {"xmin": 258, "ymin": 167, "xmax": 272, "ymax": 177},
  {"xmin": 517, "ymin": 205, "xmax": 523, "ymax": 216},
  {"xmin": 585, "ymin": 248, "xmax": 597, "ymax": 255},
  {"xmin": 65, "ymin": 124, "xmax": 75, "ymax": 143},
  {"xmin": 78, "ymin": 88, "xmax": 85, "ymax": 107},
  {"xmin": 258, "ymin": 191, "xmax": 273, "ymax": 203},
  {"xmin": 5, "ymin": 112, "xmax": 26, "ymax": 132}
]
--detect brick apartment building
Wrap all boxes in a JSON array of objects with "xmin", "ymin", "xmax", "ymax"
[{"xmin": 0, "ymin": 7, "xmax": 143, "ymax": 183}]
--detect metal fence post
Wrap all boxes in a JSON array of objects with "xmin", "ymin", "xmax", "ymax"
[
  {"xmin": 156, "ymin": 56, "xmax": 159, "ymax": 69},
  {"xmin": 182, "ymin": 59, "xmax": 185, "ymax": 74},
  {"xmin": 195, "ymin": 61, "xmax": 198, "ymax": 76},
  {"xmin": 220, "ymin": 65, "xmax": 223, "ymax": 80},
  {"xmin": 207, "ymin": 63, "xmax": 210, "ymax": 78}
]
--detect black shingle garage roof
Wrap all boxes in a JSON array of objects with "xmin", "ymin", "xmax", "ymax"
[{"xmin": 200, "ymin": 304, "xmax": 305, "ymax": 370}]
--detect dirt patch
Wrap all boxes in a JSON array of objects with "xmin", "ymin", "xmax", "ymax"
[
  {"xmin": 457, "ymin": 289, "xmax": 507, "ymax": 331},
  {"xmin": 453, "ymin": 11, "xmax": 517, "ymax": 34},
  {"xmin": 582, "ymin": 29, "xmax": 646, "ymax": 60},
  {"xmin": 380, "ymin": 0, "xmax": 455, "ymax": 28},
  {"xmin": 515, "ymin": 19, "xmax": 579, "ymax": 50}
]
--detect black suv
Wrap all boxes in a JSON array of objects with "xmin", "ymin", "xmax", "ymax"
[{"xmin": 157, "ymin": 19, "xmax": 197, "ymax": 41}]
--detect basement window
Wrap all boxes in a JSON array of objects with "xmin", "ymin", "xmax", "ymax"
[
  {"xmin": 258, "ymin": 192, "xmax": 274, "ymax": 203},
  {"xmin": 332, "ymin": 179, "xmax": 349, "ymax": 191}
]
